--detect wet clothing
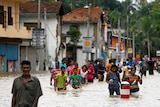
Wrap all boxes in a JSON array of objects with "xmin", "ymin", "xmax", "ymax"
[
  {"xmin": 81, "ymin": 78, "xmax": 86, "ymax": 84},
  {"xmin": 128, "ymin": 75, "xmax": 141, "ymax": 93},
  {"xmin": 81, "ymin": 70, "xmax": 88, "ymax": 84},
  {"xmin": 107, "ymin": 72, "xmax": 120, "ymax": 89},
  {"xmin": 107, "ymin": 72, "xmax": 120, "ymax": 95},
  {"xmin": 87, "ymin": 65, "xmax": 94, "ymax": 81},
  {"xmin": 105, "ymin": 63, "xmax": 112, "ymax": 72},
  {"xmin": 127, "ymin": 61, "xmax": 136, "ymax": 69},
  {"xmin": 59, "ymin": 61, "xmax": 67, "ymax": 70},
  {"xmin": 70, "ymin": 74, "xmax": 82, "ymax": 86},
  {"xmin": 109, "ymin": 88, "xmax": 120, "ymax": 95},
  {"xmin": 81, "ymin": 70, "xmax": 88, "ymax": 78},
  {"xmin": 56, "ymin": 72, "xmax": 67, "ymax": 89},
  {"xmin": 71, "ymin": 67, "xmax": 81, "ymax": 75},
  {"xmin": 97, "ymin": 63, "xmax": 105, "ymax": 75},
  {"xmin": 67, "ymin": 65, "xmax": 75, "ymax": 78},
  {"xmin": 51, "ymin": 68, "xmax": 61, "ymax": 79},
  {"xmin": 139, "ymin": 61, "xmax": 147, "ymax": 76},
  {"xmin": 11, "ymin": 76, "xmax": 43, "ymax": 107},
  {"xmin": 148, "ymin": 61, "xmax": 154, "ymax": 75}
]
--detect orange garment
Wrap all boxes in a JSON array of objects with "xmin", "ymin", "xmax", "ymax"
[
  {"xmin": 105, "ymin": 63, "xmax": 112, "ymax": 72},
  {"xmin": 71, "ymin": 68, "xmax": 81, "ymax": 75}
]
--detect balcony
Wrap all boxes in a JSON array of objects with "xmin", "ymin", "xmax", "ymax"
[{"xmin": 0, "ymin": 25, "xmax": 32, "ymax": 39}]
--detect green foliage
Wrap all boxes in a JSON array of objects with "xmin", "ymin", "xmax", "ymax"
[{"xmin": 67, "ymin": 26, "xmax": 81, "ymax": 43}]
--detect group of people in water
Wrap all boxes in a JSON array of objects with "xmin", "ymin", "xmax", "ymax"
[{"xmin": 50, "ymin": 57, "xmax": 144, "ymax": 97}]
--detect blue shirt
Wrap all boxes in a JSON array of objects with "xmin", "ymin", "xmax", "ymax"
[
  {"xmin": 127, "ymin": 61, "xmax": 136, "ymax": 68},
  {"xmin": 59, "ymin": 61, "xmax": 67, "ymax": 69},
  {"xmin": 107, "ymin": 72, "xmax": 120, "ymax": 89}
]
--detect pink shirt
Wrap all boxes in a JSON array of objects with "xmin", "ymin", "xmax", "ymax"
[
  {"xmin": 51, "ymin": 68, "xmax": 61, "ymax": 79},
  {"xmin": 67, "ymin": 65, "xmax": 75, "ymax": 78},
  {"xmin": 87, "ymin": 64, "xmax": 95, "ymax": 80}
]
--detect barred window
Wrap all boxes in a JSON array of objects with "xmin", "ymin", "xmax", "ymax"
[{"xmin": 8, "ymin": 7, "xmax": 13, "ymax": 25}]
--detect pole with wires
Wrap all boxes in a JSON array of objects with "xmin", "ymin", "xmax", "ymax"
[
  {"xmin": 86, "ymin": 3, "xmax": 91, "ymax": 63},
  {"xmin": 36, "ymin": 0, "xmax": 41, "ymax": 71}
]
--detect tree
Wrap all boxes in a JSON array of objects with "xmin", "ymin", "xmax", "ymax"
[
  {"xmin": 130, "ymin": 0, "xmax": 160, "ymax": 57},
  {"xmin": 67, "ymin": 26, "xmax": 81, "ymax": 43},
  {"xmin": 66, "ymin": 26, "xmax": 81, "ymax": 61}
]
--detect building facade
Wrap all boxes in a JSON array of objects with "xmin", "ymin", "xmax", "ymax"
[
  {"xmin": 62, "ymin": 7, "xmax": 103, "ymax": 67},
  {"xmin": 19, "ymin": 1, "xmax": 64, "ymax": 71},
  {"xmin": 62, "ymin": 7, "xmax": 132, "ymax": 67},
  {"xmin": 0, "ymin": 0, "xmax": 31, "ymax": 72}
]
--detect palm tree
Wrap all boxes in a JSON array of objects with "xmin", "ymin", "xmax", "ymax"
[{"xmin": 135, "ymin": 0, "xmax": 148, "ymax": 6}]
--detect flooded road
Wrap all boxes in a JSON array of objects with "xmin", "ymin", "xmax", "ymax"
[{"xmin": 0, "ymin": 71, "xmax": 160, "ymax": 107}]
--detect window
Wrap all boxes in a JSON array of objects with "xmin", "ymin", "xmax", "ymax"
[
  {"xmin": 8, "ymin": 7, "xmax": 13, "ymax": 25},
  {"xmin": 24, "ymin": 23, "xmax": 38, "ymax": 30},
  {"xmin": 0, "ymin": 6, "xmax": 4, "ymax": 26}
]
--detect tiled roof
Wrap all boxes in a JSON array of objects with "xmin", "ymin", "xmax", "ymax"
[
  {"xmin": 20, "ymin": 1, "xmax": 63, "ymax": 14},
  {"xmin": 63, "ymin": 7, "xmax": 103, "ymax": 23}
]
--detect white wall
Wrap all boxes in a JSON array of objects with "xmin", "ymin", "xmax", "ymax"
[
  {"xmin": 62, "ymin": 22, "xmax": 102, "ymax": 66},
  {"xmin": 20, "ymin": 15, "xmax": 61, "ymax": 69}
]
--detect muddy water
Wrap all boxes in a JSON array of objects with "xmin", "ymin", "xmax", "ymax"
[{"xmin": 0, "ymin": 71, "xmax": 160, "ymax": 107}]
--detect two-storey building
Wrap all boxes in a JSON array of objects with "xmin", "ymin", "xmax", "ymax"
[
  {"xmin": 62, "ymin": 6, "xmax": 104, "ymax": 67},
  {"xmin": 0, "ymin": 0, "xmax": 31, "ymax": 72},
  {"xmin": 19, "ymin": 1, "xmax": 63, "ymax": 71}
]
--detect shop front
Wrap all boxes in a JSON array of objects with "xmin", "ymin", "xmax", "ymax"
[{"xmin": 0, "ymin": 44, "xmax": 18, "ymax": 72}]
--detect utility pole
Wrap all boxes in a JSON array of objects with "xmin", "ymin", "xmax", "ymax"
[
  {"xmin": 36, "ymin": 0, "xmax": 41, "ymax": 71},
  {"xmin": 38, "ymin": 0, "xmax": 40, "ymax": 28},
  {"xmin": 44, "ymin": 8, "xmax": 48, "ymax": 71},
  {"xmin": 126, "ymin": 15, "xmax": 129, "ymax": 58},
  {"xmin": 118, "ymin": 18, "xmax": 121, "ymax": 63},
  {"xmin": 147, "ymin": 25, "xmax": 152, "ymax": 60},
  {"xmin": 132, "ymin": 32, "xmax": 135, "ymax": 58},
  {"xmin": 147, "ymin": 31, "xmax": 150, "ymax": 59},
  {"xmin": 86, "ymin": 3, "xmax": 91, "ymax": 62},
  {"xmin": 118, "ymin": 18, "xmax": 121, "ymax": 44}
]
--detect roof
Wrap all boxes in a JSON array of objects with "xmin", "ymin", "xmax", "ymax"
[
  {"xmin": 20, "ymin": 1, "xmax": 63, "ymax": 15},
  {"xmin": 63, "ymin": 7, "xmax": 103, "ymax": 23}
]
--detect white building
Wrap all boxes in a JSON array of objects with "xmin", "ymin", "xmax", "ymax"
[
  {"xmin": 62, "ymin": 7, "xmax": 104, "ymax": 67},
  {"xmin": 19, "ymin": 1, "xmax": 64, "ymax": 71}
]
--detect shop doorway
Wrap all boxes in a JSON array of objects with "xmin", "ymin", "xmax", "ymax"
[{"xmin": 0, "ymin": 56, "xmax": 5, "ymax": 72}]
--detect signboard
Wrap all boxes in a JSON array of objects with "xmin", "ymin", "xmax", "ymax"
[
  {"xmin": 128, "ymin": 48, "xmax": 133, "ymax": 54},
  {"xmin": 32, "ymin": 28, "xmax": 45, "ymax": 49},
  {"xmin": 156, "ymin": 50, "xmax": 160, "ymax": 56},
  {"xmin": 116, "ymin": 43, "xmax": 125, "ymax": 56},
  {"xmin": 83, "ymin": 37, "xmax": 92, "ymax": 53},
  {"xmin": 120, "ymin": 42, "xmax": 124, "ymax": 51}
]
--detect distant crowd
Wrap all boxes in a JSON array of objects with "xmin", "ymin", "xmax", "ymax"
[{"xmin": 50, "ymin": 56, "xmax": 159, "ymax": 97}]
